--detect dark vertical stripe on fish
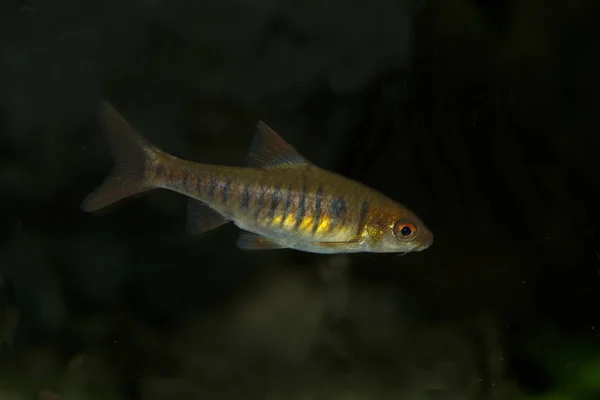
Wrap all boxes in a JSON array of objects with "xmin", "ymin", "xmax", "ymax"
[
  {"xmin": 312, "ymin": 185, "xmax": 323, "ymax": 234},
  {"xmin": 255, "ymin": 186, "xmax": 266, "ymax": 218},
  {"xmin": 329, "ymin": 196, "xmax": 347, "ymax": 231},
  {"xmin": 357, "ymin": 200, "xmax": 369, "ymax": 236},
  {"xmin": 154, "ymin": 164, "xmax": 165, "ymax": 178},
  {"xmin": 183, "ymin": 171, "xmax": 193, "ymax": 193},
  {"xmin": 281, "ymin": 184, "xmax": 293, "ymax": 227},
  {"xmin": 295, "ymin": 183, "xmax": 307, "ymax": 230},
  {"xmin": 222, "ymin": 179, "xmax": 231, "ymax": 204},
  {"xmin": 330, "ymin": 197, "xmax": 347, "ymax": 219},
  {"xmin": 241, "ymin": 183, "xmax": 250, "ymax": 210},
  {"xmin": 161, "ymin": 164, "xmax": 173, "ymax": 180},
  {"xmin": 195, "ymin": 177, "xmax": 204, "ymax": 199},
  {"xmin": 208, "ymin": 177, "xmax": 217, "ymax": 199},
  {"xmin": 269, "ymin": 185, "xmax": 281, "ymax": 223}
]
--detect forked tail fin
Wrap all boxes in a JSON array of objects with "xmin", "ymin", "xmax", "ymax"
[{"xmin": 81, "ymin": 101, "xmax": 159, "ymax": 212}]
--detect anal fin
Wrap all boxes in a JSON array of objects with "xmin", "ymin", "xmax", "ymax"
[
  {"xmin": 236, "ymin": 232, "xmax": 287, "ymax": 250},
  {"xmin": 186, "ymin": 199, "xmax": 230, "ymax": 235}
]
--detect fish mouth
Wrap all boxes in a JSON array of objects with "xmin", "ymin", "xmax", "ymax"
[
  {"xmin": 415, "ymin": 236, "xmax": 434, "ymax": 251},
  {"xmin": 422, "ymin": 232, "xmax": 434, "ymax": 249}
]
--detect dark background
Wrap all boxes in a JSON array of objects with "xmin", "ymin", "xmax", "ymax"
[{"xmin": 1, "ymin": 0, "xmax": 600, "ymax": 399}]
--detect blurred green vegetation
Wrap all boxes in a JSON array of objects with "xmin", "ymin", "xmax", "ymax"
[{"xmin": 518, "ymin": 327, "xmax": 600, "ymax": 400}]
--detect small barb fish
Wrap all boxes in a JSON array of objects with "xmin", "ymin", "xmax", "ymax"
[{"xmin": 81, "ymin": 102, "xmax": 433, "ymax": 254}]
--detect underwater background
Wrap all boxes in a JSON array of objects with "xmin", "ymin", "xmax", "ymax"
[{"xmin": 1, "ymin": 0, "xmax": 600, "ymax": 399}]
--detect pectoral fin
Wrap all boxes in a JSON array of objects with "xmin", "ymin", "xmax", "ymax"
[
  {"xmin": 186, "ymin": 199, "xmax": 231, "ymax": 235},
  {"xmin": 236, "ymin": 232, "xmax": 287, "ymax": 250}
]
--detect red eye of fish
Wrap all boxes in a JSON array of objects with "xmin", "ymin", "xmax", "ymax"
[{"xmin": 394, "ymin": 221, "xmax": 417, "ymax": 240}]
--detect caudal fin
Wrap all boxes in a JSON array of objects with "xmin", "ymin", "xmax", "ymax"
[{"xmin": 81, "ymin": 101, "xmax": 158, "ymax": 212}]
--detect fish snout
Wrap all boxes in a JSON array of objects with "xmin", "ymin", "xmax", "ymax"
[{"xmin": 416, "ymin": 230, "xmax": 434, "ymax": 251}]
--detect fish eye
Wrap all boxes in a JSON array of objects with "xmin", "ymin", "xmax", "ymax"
[{"xmin": 393, "ymin": 221, "xmax": 417, "ymax": 240}]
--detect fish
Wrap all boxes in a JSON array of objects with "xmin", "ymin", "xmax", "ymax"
[{"xmin": 81, "ymin": 101, "xmax": 433, "ymax": 255}]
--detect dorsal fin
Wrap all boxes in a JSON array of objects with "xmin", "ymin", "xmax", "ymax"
[{"xmin": 245, "ymin": 121, "xmax": 312, "ymax": 169}]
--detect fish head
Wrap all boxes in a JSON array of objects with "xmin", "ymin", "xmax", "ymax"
[{"xmin": 362, "ymin": 203, "xmax": 433, "ymax": 253}]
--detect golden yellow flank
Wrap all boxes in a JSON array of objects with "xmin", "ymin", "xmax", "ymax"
[
  {"xmin": 272, "ymin": 214, "xmax": 283, "ymax": 225},
  {"xmin": 316, "ymin": 216, "xmax": 331, "ymax": 235},
  {"xmin": 300, "ymin": 216, "xmax": 314, "ymax": 232},
  {"xmin": 283, "ymin": 214, "xmax": 297, "ymax": 230},
  {"xmin": 367, "ymin": 224, "xmax": 386, "ymax": 241}
]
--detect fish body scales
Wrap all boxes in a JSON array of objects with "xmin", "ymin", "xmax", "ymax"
[{"xmin": 155, "ymin": 163, "xmax": 365, "ymax": 247}]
